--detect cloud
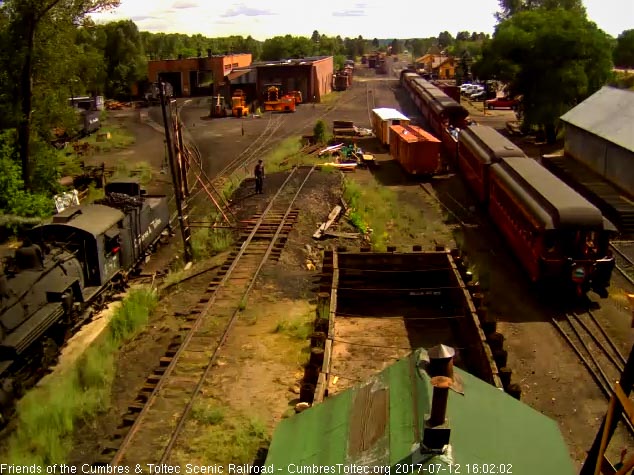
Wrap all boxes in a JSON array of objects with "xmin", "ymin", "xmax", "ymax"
[
  {"xmin": 172, "ymin": 0, "xmax": 198, "ymax": 8},
  {"xmin": 221, "ymin": 3, "xmax": 275, "ymax": 17},
  {"xmin": 130, "ymin": 15, "xmax": 155, "ymax": 22},
  {"xmin": 354, "ymin": 2, "xmax": 367, "ymax": 7},
  {"xmin": 332, "ymin": 9, "xmax": 366, "ymax": 16},
  {"xmin": 133, "ymin": 17, "xmax": 171, "ymax": 31}
]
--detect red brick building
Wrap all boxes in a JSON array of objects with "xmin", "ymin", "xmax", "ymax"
[
  {"xmin": 147, "ymin": 52, "xmax": 252, "ymax": 97},
  {"xmin": 253, "ymin": 56, "xmax": 333, "ymax": 103}
]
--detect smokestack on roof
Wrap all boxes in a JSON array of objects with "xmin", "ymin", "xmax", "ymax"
[
  {"xmin": 421, "ymin": 344, "xmax": 454, "ymax": 453},
  {"xmin": 427, "ymin": 344, "xmax": 455, "ymax": 379}
]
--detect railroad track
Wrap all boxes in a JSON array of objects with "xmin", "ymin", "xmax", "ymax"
[
  {"xmin": 610, "ymin": 241, "xmax": 634, "ymax": 288},
  {"xmin": 100, "ymin": 165, "xmax": 316, "ymax": 467},
  {"xmin": 552, "ymin": 310, "xmax": 634, "ymax": 435}
]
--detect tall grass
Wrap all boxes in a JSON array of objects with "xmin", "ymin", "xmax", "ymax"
[
  {"xmin": 111, "ymin": 159, "xmax": 153, "ymax": 185},
  {"xmin": 77, "ymin": 123, "xmax": 135, "ymax": 152},
  {"xmin": 174, "ymin": 405, "xmax": 268, "ymax": 466},
  {"xmin": 343, "ymin": 177, "xmax": 449, "ymax": 250},
  {"xmin": 4, "ymin": 287, "xmax": 158, "ymax": 465},
  {"xmin": 191, "ymin": 228, "xmax": 234, "ymax": 260}
]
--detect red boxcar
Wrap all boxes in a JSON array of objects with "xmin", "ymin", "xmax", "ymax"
[
  {"xmin": 389, "ymin": 125, "xmax": 441, "ymax": 175},
  {"xmin": 457, "ymin": 125, "xmax": 527, "ymax": 204}
]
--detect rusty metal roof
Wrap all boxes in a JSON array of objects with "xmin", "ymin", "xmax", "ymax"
[
  {"xmin": 226, "ymin": 69, "xmax": 251, "ymax": 81},
  {"xmin": 264, "ymin": 348, "xmax": 574, "ymax": 474},
  {"xmin": 560, "ymin": 86, "xmax": 634, "ymax": 152},
  {"xmin": 390, "ymin": 125, "xmax": 440, "ymax": 144}
]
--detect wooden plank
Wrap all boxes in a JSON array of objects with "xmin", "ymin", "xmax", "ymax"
[
  {"xmin": 615, "ymin": 383, "xmax": 634, "ymax": 424},
  {"xmin": 329, "ymin": 252, "xmax": 339, "ymax": 339},
  {"xmin": 595, "ymin": 395, "xmax": 618, "ymax": 475},
  {"xmin": 322, "ymin": 339, "xmax": 333, "ymax": 375},
  {"xmin": 323, "ymin": 231, "xmax": 360, "ymax": 239},
  {"xmin": 313, "ymin": 205, "xmax": 343, "ymax": 239},
  {"xmin": 314, "ymin": 372, "xmax": 327, "ymax": 404}
]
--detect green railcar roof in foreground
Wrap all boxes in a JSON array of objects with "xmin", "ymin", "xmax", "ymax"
[{"xmin": 264, "ymin": 349, "xmax": 574, "ymax": 475}]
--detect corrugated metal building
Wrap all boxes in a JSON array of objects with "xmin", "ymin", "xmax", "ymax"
[
  {"xmin": 147, "ymin": 52, "xmax": 252, "ymax": 97},
  {"xmin": 560, "ymin": 86, "xmax": 634, "ymax": 195},
  {"xmin": 254, "ymin": 56, "xmax": 333, "ymax": 103},
  {"xmin": 265, "ymin": 347, "xmax": 574, "ymax": 474}
]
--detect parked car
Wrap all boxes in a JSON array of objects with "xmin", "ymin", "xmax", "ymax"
[
  {"xmin": 470, "ymin": 90, "xmax": 487, "ymax": 101},
  {"xmin": 468, "ymin": 86, "xmax": 485, "ymax": 98},
  {"xmin": 459, "ymin": 83, "xmax": 473, "ymax": 93},
  {"xmin": 486, "ymin": 96, "xmax": 519, "ymax": 109}
]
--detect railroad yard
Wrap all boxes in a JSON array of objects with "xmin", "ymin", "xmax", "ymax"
[{"xmin": 3, "ymin": 60, "xmax": 634, "ymax": 472}]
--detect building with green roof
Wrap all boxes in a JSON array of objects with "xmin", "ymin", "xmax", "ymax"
[{"xmin": 264, "ymin": 347, "xmax": 574, "ymax": 475}]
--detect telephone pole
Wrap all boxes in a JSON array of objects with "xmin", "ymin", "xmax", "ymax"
[{"xmin": 159, "ymin": 82, "xmax": 193, "ymax": 263}]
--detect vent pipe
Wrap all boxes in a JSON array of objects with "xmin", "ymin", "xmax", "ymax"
[
  {"xmin": 421, "ymin": 344, "xmax": 454, "ymax": 453},
  {"xmin": 427, "ymin": 344, "xmax": 455, "ymax": 379},
  {"xmin": 429, "ymin": 376, "xmax": 452, "ymax": 426}
]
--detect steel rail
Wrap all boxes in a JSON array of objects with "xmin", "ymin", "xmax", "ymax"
[
  {"xmin": 610, "ymin": 243, "xmax": 634, "ymax": 287},
  {"xmin": 110, "ymin": 166, "xmax": 307, "ymax": 466},
  {"xmin": 160, "ymin": 165, "xmax": 316, "ymax": 463},
  {"xmin": 552, "ymin": 313, "xmax": 634, "ymax": 436}
]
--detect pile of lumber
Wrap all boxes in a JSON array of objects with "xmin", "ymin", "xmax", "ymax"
[{"xmin": 313, "ymin": 204, "xmax": 361, "ymax": 240}]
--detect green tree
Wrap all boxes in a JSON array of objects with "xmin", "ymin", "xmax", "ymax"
[
  {"xmin": 311, "ymin": 30, "xmax": 320, "ymax": 43},
  {"xmin": 390, "ymin": 39, "xmax": 402, "ymax": 55},
  {"xmin": 101, "ymin": 20, "xmax": 147, "ymax": 99},
  {"xmin": 3, "ymin": 0, "xmax": 118, "ymax": 190},
  {"xmin": 456, "ymin": 31, "xmax": 470, "ymax": 41},
  {"xmin": 496, "ymin": 0, "xmax": 585, "ymax": 20},
  {"xmin": 481, "ymin": 9, "xmax": 612, "ymax": 142},
  {"xmin": 613, "ymin": 29, "xmax": 634, "ymax": 68},
  {"xmin": 372, "ymin": 38, "xmax": 379, "ymax": 48},
  {"xmin": 261, "ymin": 36, "xmax": 292, "ymax": 60},
  {"xmin": 437, "ymin": 31, "xmax": 454, "ymax": 49},
  {"xmin": 313, "ymin": 120, "xmax": 326, "ymax": 143}
]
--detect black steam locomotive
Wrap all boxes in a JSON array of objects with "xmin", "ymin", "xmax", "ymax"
[{"xmin": 0, "ymin": 179, "xmax": 170, "ymax": 422}]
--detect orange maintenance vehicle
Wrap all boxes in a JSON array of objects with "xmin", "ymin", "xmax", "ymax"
[
  {"xmin": 287, "ymin": 90, "xmax": 302, "ymax": 106},
  {"xmin": 264, "ymin": 86, "xmax": 296, "ymax": 112},
  {"xmin": 231, "ymin": 89, "xmax": 249, "ymax": 117}
]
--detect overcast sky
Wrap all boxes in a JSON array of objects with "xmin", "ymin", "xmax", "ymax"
[{"xmin": 91, "ymin": 0, "xmax": 633, "ymax": 40}]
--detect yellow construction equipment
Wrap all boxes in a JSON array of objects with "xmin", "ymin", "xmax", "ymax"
[
  {"xmin": 231, "ymin": 89, "xmax": 249, "ymax": 117},
  {"xmin": 264, "ymin": 86, "xmax": 296, "ymax": 112},
  {"xmin": 210, "ymin": 94, "xmax": 227, "ymax": 117}
]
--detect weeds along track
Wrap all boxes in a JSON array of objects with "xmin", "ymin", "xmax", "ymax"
[
  {"xmin": 210, "ymin": 86, "xmax": 368, "ymax": 194},
  {"xmin": 102, "ymin": 166, "xmax": 316, "ymax": 467},
  {"xmin": 610, "ymin": 241, "xmax": 634, "ymax": 289},
  {"xmin": 552, "ymin": 310, "xmax": 634, "ymax": 435}
]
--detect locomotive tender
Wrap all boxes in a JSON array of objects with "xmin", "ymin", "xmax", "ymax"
[
  {"xmin": 399, "ymin": 70, "xmax": 616, "ymax": 296},
  {"xmin": 0, "ymin": 179, "xmax": 170, "ymax": 422}
]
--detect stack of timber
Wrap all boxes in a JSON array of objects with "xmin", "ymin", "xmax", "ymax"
[
  {"xmin": 313, "ymin": 205, "xmax": 360, "ymax": 240},
  {"xmin": 333, "ymin": 120, "xmax": 355, "ymax": 137}
]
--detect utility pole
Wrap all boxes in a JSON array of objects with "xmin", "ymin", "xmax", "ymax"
[
  {"xmin": 159, "ymin": 82, "xmax": 193, "ymax": 263},
  {"xmin": 580, "ymin": 343, "xmax": 634, "ymax": 474}
]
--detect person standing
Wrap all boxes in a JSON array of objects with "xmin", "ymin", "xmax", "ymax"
[{"xmin": 254, "ymin": 159, "xmax": 264, "ymax": 194}]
